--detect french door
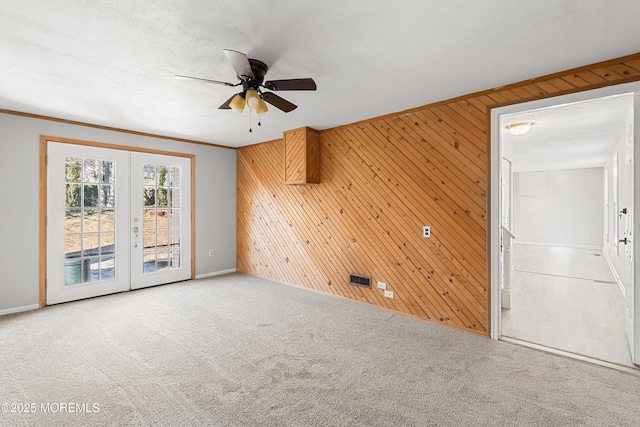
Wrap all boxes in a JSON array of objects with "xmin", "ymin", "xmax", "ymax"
[
  {"xmin": 130, "ymin": 152, "xmax": 191, "ymax": 289},
  {"xmin": 627, "ymin": 93, "xmax": 640, "ymax": 364},
  {"xmin": 46, "ymin": 142, "xmax": 191, "ymax": 305}
]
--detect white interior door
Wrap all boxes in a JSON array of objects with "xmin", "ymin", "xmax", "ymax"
[
  {"xmin": 621, "ymin": 93, "xmax": 640, "ymax": 365},
  {"xmin": 631, "ymin": 93, "xmax": 640, "ymax": 364},
  {"xmin": 47, "ymin": 143, "xmax": 192, "ymax": 304},
  {"xmin": 621, "ymin": 117, "xmax": 634, "ymax": 362},
  {"xmin": 130, "ymin": 152, "xmax": 191, "ymax": 290},
  {"xmin": 47, "ymin": 143, "xmax": 131, "ymax": 304}
]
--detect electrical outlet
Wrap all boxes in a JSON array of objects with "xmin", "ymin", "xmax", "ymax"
[
  {"xmin": 377, "ymin": 281, "xmax": 386, "ymax": 290},
  {"xmin": 423, "ymin": 226, "xmax": 431, "ymax": 238},
  {"xmin": 384, "ymin": 290, "xmax": 394, "ymax": 298},
  {"xmin": 208, "ymin": 249, "xmax": 214, "ymax": 257}
]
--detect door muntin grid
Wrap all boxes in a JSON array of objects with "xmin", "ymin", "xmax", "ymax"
[
  {"xmin": 64, "ymin": 156, "xmax": 117, "ymax": 285},
  {"xmin": 141, "ymin": 163, "xmax": 182, "ymax": 274}
]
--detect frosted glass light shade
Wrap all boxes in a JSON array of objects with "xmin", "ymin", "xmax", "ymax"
[
  {"xmin": 256, "ymin": 97, "xmax": 268, "ymax": 115},
  {"xmin": 245, "ymin": 89, "xmax": 260, "ymax": 109},
  {"xmin": 229, "ymin": 94, "xmax": 246, "ymax": 113},
  {"xmin": 506, "ymin": 122, "xmax": 534, "ymax": 136}
]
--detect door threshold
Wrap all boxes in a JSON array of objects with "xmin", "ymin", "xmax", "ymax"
[{"xmin": 500, "ymin": 336, "xmax": 640, "ymax": 376}]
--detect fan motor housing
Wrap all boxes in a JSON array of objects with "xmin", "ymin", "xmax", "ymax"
[{"xmin": 248, "ymin": 59, "xmax": 268, "ymax": 84}]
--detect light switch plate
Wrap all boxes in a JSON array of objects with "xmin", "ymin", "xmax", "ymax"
[
  {"xmin": 384, "ymin": 290, "xmax": 394, "ymax": 298},
  {"xmin": 377, "ymin": 281, "xmax": 386, "ymax": 289}
]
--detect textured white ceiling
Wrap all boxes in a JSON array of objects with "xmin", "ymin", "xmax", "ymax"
[
  {"xmin": 502, "ymin": 93, "xmax": 633, "ymax": 172},
  {"xmin": 1, "ymin": 1, "xmax": 640, "ymax": 147}
]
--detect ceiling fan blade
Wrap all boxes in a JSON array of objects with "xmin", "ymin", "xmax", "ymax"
[
  {"xmin": 175, "ymin": 75, "xmax": 236, "ymax": 86},
  {"xmin": 262, "ymin": 92, "xmax": 297, "ymax": 112},
  {"xmin": 263, "ymin": 78, "xmax": 317, "ymax": 91},
  {"xmin": 218, "ymin": 94, "xmax": 237, "ymax": 110},
  {"xmin": 223, "ymin": 49, "xmax": 255, "ymax": 80}
]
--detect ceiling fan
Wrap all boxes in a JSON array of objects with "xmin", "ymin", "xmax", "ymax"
[{"xmin": 175, "ymin": 49, "xmax": 317, "ymax": 114}]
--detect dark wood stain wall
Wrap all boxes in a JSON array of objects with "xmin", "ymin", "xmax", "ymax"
[{"xmin": 237, "ymin": 53, "xmax": 640, "ymax": 335}]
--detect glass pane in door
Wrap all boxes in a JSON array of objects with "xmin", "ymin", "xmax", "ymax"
[
  {"xmin": 141, "ymin": 163, "xmax": 183, "ymax": 274},
  {"xmin": 63, "ymin": 156, "xmax": 117, "ymax": 285}
]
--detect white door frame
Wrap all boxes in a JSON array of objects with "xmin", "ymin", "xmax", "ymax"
[{"xmin": 490, "ymin": 80, "xmax": 640, "ymax": 341}]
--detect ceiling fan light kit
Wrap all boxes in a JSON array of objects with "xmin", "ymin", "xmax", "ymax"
[
  {"xmin": 256, "ymin": 97, "xmax": 269, "ymax": 115},
  {"xmin": 245, "ymin": 89, "xmax": 260, "ymax": 109},
  {"xmin": 176, "ymin": 49, "xmax": 316, "ymax": 130},
  {"xmin": 229, "ymin": 93, "xmax": 246, "ymax": 113}
]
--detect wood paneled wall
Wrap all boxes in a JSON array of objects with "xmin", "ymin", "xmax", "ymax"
[{"xmin": 237, "ymin": 53, "xmax": 640, "ymax": 335}]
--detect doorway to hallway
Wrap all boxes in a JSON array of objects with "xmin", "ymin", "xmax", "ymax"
[{"xmin": 491, "ymin": 82, "xmax": 640, "ymax": 367}]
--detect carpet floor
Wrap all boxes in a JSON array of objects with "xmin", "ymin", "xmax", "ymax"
[{"xmin": 1, "ymin": 273, "xmax": 640, "ymax": 426}]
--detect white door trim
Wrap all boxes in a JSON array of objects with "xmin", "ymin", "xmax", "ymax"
[{"xmin": 490, "ymin": 80, "xmax": 640, "ymax": 340}]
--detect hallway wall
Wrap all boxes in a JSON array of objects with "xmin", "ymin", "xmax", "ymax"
[{"xmin": 513, "ymin": 167, "xmax": 604, "ymax": 248}]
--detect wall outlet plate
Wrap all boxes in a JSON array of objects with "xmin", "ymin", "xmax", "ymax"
[
  {"xmin": 423, "ymin": 226, "xmax": 431, "ymax": 238},
  {"xmin": 208, "ymin": 249, "xmax": 214, "ymax": 257},
  {"xmin": 384, "ymin": 290, "xmax": 394, "ymax": 298},
  {"xmin": 377, "ymin": 281, "xmax": 386, "ymax": 289}
]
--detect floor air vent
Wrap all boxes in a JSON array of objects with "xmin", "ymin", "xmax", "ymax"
[{"xmin": 349, "ymin": 273, "xmax": 372, "ymax": 288}]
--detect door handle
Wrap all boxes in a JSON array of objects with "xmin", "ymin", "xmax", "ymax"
[
  {"xmin": 133, "ymin": 225, "xmax": 139, "ymax": 248},
  {"xmin": 619, "ymin": 237, "xmax": 629, "ymax": 245}
]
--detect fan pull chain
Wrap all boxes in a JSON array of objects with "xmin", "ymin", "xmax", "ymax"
[{"xmin": 249, "ymin": 108, "xmax": 252, "ymax": 133}]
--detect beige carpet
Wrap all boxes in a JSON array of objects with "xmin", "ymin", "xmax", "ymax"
[{"xmin": 1, "ymin": 273, "xmax": 640, "ymax": 426}]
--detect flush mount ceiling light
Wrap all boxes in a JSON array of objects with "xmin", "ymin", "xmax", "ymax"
[{"xmin": 505, "ymin": 122, "xmax": 535, "ymax": 136}]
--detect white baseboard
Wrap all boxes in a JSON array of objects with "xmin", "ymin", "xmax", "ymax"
[
  {"xmin": 0, "ymin": 304, "xmax": 40, "ymax": 316},
  {"xmin": 195, "ymin": 268, "xmax": 236, "ymax": 280},
  {"xmin": 515, "ymin": 241, "xmax": 602, "ymax": 250}
]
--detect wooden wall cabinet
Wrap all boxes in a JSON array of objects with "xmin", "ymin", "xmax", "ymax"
[{"xmin": 283, "ymin": 126, "xmax": 320, "ymax": 184}]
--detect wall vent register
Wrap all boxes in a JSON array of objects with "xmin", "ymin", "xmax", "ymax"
[{"xmin": 349, "ymin": 273, "xmax": 372, "ymax": 288}]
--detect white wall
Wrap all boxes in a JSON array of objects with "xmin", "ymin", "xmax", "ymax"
[
  {"xmin": 0, "ymin": 113, "xmax": 237, "ymax": 313},
  {"xmin": 513, "ymin": 167, "xmax": 604, "ymax": 247}
]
